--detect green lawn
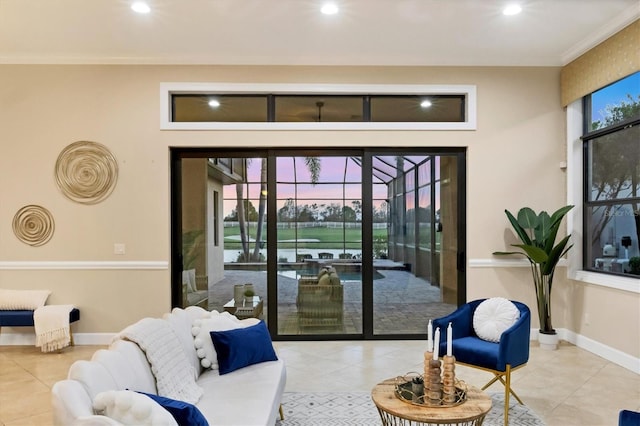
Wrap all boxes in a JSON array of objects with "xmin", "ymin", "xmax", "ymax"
[{"xmin": 223, "ymin": 225, "xmax": 386, "ymax": 249}]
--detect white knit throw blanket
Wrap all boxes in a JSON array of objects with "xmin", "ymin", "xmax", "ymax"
[
  {"xmin": 116, "ymin": 318, "xmax": 203, "ymax": 404},
  {"xmin": 34, "ymin": 304, "xmax": 73, "ymax": 353}
]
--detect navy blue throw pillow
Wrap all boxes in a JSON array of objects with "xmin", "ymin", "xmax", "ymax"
[
  {"xmin": 136, "ymin": 391, "xmax": 209, "ymax": 426},
  {"xmin": 209, "ymin": 320, "xmax": 278, "ymax": 375}
]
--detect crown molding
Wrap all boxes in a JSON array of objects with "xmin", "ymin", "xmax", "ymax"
[{"xmin": 561, "ymin": 5, "xmax": 640, "ymax": 65}]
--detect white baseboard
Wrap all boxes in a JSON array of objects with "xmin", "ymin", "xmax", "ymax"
[
  {"xmin": 0, "ymin": 332, "xmax": 115, "ymax": 346},
  {"xmin": 559, "ymin": 329, "xmax": 640, "ymax": 374},
  {"xmin": 530, "ymin": 328, "xmax": 640, "ymax": 374}
]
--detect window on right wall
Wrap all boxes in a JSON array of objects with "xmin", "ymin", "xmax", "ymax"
[{"xmin": 582, "ymin": 71, "xmax": 640, "ymax": 277}]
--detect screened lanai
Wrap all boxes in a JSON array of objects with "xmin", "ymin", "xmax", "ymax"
[{"xmin": 176, "ymin": 149, "xmax": 463, "ymax": 338}]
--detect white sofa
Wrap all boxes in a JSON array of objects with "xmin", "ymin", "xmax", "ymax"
[{"xmin": 51, "ymin": 306, "xmax": 286, "ymax": 426}]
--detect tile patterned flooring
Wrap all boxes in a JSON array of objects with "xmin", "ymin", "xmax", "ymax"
[{"xmin": 0, "ymin": 340, "xmax": 638, "ymax": 425}]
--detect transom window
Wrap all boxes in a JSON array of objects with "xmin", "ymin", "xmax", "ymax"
[
  {"xmin": 172, "ymin": 94, "xmax": 466, "ymax": 123},
  {"xmin": 160, "ymin": 83, "xmax": 477, "ymax": 131}
]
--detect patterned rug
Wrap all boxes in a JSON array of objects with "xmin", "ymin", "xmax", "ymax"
[{"xmin": 276, "ymin": 391, "xmax": 545, "ymax": 425}]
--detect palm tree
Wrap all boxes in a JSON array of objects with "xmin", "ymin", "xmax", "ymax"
[{"xmin": 238, "ymin": 156, "xmax": 321, "ymax": 262}]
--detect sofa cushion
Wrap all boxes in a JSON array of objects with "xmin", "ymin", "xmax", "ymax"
[
  {"xmin": 68, "ymin": 360, "xmax": 119, "ymax": 401},
  {"xmin": 191, "ymin": 312, "xmax": 259, "ymax": 370},
  {"xmin": 210, "ymin": 321, "xmax": 278, "ymax": 375},
  {"xmin": 137, "ymin": 391, "xmax": 208, "ymax": 426},
  {"xmin": 195, "ymin": 358, "xmax": 286, "ymax": 425},
  {"xmin": 93, "ymin": 390, "xmax": 177, "ymax": 426},
  {"xmin": 92, "ymin": 349, "xmax": 142, "ymax": 391},
  {"xmin": 108, "ymin": 340, "xmax": 157, "ymax": 394},
  {"xmin": 0, "ymin": 288, "xmax": 51, "ymax": 310},
  {"xmin": 473, "ymin": 297, "xmax": 520, "ymax": 342}
]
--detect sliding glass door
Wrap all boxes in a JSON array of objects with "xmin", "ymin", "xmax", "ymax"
[{"xmin": 171, "ymin": 148, "xmax": 465, "ymax": 340}]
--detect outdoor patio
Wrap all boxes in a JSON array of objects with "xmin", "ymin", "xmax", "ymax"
[{"xmin": 206, "ymin": 268, "xmax": 457, "ymax": 335}]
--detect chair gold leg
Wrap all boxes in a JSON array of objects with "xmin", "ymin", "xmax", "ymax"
[
  {"xmin": 481, "ymin": 374, "xmax": 501, "ymax": 390},
  {"xmin": 504, "ymin": 365, "xmax": 511, "ymax": 426},
  {"xmin": 279, "ymin": 404, "xmax": 284, "ymax": 420}
]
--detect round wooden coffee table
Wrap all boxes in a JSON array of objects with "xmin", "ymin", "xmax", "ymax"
[{"xmin": 371, "ymin": 378, "xmax": 492, "ymax": 426}]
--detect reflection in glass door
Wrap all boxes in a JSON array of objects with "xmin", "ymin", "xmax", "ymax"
[
  {"xmin": 276, "ymin": 155, "xmax": 363, "ymax": 335},
  {"xmin": 179, "ymin": 155, "xmax": 272, "ymax": 324}
]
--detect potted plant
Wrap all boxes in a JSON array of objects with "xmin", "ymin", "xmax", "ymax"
[
  {"xmin": 629, "ymin": 256, "xmax": 640, "ymax": 275},
  {"xmin": 243, "ymin": 289, "xmax": 255, "ymax": 304},
  {"xmin": 493, "ymin": 205, "xmax": 574, "ymax": 350}
]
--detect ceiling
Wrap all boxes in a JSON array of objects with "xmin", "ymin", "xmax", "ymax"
[{"xmin": 0, "ymin": 0, "xmax": 637, "ymax": 66}]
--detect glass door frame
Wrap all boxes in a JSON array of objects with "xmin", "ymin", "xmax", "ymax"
[{"xmin": 170, "ymin": 147, "xmax": 467, "ymax": 341}]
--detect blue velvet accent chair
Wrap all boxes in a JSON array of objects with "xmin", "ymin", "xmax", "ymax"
[
  {"xmin": 433, "ymin": 299, "xmax": 531, "ymax": 426},
  {"xmin": 619, "ymin": 409, "xmax": 640, "ymax": 426}
]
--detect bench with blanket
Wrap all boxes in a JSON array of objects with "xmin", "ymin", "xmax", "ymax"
[
  {"xmin": 0, "ymin": 288, "xmax": 79, "ymax": 351},
  {"xmin": 0, "ymin": 308, "xmax": 80, "ymax": 344}
]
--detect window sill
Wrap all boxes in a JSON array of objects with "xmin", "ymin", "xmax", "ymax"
[{"xmin": 570, "ymin": 270, "xmax": 640, "ymax": 294}]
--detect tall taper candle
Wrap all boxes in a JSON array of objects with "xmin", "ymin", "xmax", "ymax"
[
  {"xmin": 433, "ymin": 327, "xmax": 440, "ymax": 360},
  {"xmin": 447, "ymin": 322, "xmax": 453, "ymax": 357},
  {"xmin": 427, "ymin": 319, "xmax": 433, "ymax": 352}
]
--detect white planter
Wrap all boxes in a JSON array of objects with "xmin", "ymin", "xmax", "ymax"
[
  {"xmin": 538, "ymin": 332, "xmax": 559, "ymax": 350},
  {"xmin": 233, "ymin": 285, "xmax": 244, "ymax": 304}
]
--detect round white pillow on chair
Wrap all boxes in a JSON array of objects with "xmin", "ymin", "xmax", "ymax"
[{"xmin": 473, "ymin": 297, "xmax": 520, "ymax": 343}]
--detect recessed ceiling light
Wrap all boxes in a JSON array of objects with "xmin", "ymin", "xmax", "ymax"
[
  {"xmin": 420, "ymin": 100, "xmax": 432, "ymax": 108},
  {"xmin": 503, "ymin": 4, "xmax": 522, "ymax": 15},
  {"xmin": 131, "ymin": 2, "xmax": 151, "ymax": 14},
  {"xmin": 208, "ymin": 99, "xmax": 221, "ymax": 108},
  {"xmin": 321, "ymin": 3, "xmax": 339, "ymax": 15}
]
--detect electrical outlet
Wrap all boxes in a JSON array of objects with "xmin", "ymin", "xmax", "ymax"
[{"xmin": 114, "ymin": 243, "xmax": 126, "ymax": 255}]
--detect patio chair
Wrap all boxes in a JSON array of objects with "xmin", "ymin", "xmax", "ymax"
[
  {"xmin": 338, "ymin": 253, "xmax": 353, "ymax": 260},
  {"xmin": 318, "ymin": 252, "xmax": 334, "ymax": 259},
  {"xmin": 296, "ymin": 275, "xmax": 343, "ymax": 328},
  {"xmin": 296, "ymin": 253, "xmax": 312, "ymax": 262},
  {"xmin": 433, "ymin": 298, "xmax": 530, "ymax": 426}
]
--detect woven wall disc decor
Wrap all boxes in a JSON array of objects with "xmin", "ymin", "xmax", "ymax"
[
  {"xmin": 55, "ymin": 141, "xmax": 118, "ymax": 204},
  {"xmin": 13, "ymin": 205, "xmax": 55, "ymax": 247}
]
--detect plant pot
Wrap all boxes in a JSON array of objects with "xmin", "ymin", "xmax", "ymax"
[
  {"xmin": 234, "ymin": 285, "xmax": 244, "ymax": 304},
  {"xmin": 538, "ymin": 331, "xmax": 559, "ymax": 350}
]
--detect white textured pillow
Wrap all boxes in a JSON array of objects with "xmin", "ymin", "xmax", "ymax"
[
  {"xmin": 0, "ymin": 289, "xmax": 51, "ymax": 310},
  {"xmin": 473, "ymin": 298, "xmax": 520, "ymax": 343},
  {"xmin": 93, "ymin": 390, "xmax": 177, "ymax": 426},
  {"xmin": 191, "ymin": 313, "xmax": 259, "ymax": 369}
]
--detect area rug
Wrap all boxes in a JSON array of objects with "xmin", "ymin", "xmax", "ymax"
[{"xmin": 276, "ymin": 391, "xmax": 545, "ymax": 425}]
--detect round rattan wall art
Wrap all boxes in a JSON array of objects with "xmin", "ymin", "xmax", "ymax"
[
  {"xmin": 55, "ymin": 141, "xmax": 118, "ymax": 204},
  {"xmin": 13, "ymin": 205, "xmax": 55, "ymax": 247}
]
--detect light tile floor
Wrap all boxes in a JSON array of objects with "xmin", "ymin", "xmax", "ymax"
[{"xmin": 1, "ymin": 341, "xmax": 638, "ymax": 426}]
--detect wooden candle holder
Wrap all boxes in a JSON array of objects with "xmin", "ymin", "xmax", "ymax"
[
  {"xmin": 442, "ymin": 355, "xmax": 456, "ymax": 405},
  {"xmin": 425, "ymin": 358, "xmax": 442, "ymax": 404},
  {"xmin": 423, "ymin": 351, "xmax": 433, "ymax": 377}
]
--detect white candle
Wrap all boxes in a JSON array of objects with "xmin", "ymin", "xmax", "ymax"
[
  {"xmin": 427, "ymin": 320, "xmax": 433, "ymax": 352},
  {"xmin": 433, "ymin": 327, "xmax": 440, "ymax": 360},
  {"xmin": 447, "ymin": 322, "xmax": 453, "ymax": 357}
]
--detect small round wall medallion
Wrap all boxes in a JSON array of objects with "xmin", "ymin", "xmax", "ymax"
[
  {"xmin": 55, "ymin": 140, "xmax": 118, "ymax": 204},
  {"xmin": 13, "ymin": 205, "xmax": 55, "ymax": 247}
]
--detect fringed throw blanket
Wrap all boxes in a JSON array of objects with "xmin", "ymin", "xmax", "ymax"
[
  {"xmin": 116, "ymin": 317, "xmax": 203, "ymax": 404},
  {"xmin": 34, "ymin": 304, "xmax": 74, "ymax": 353}
]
